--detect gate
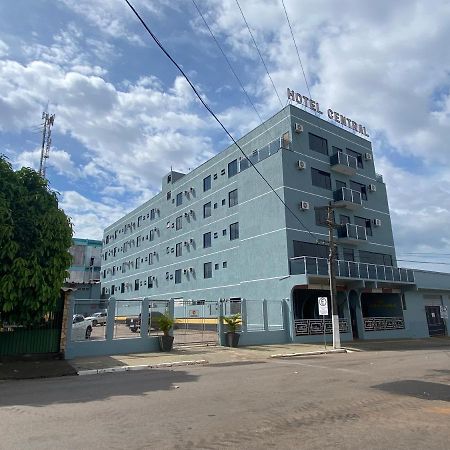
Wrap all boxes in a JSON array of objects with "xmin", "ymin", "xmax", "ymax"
[
  {"xmin": 425, "ymin": 305, "xmax": 447, "ymax": 337},
  {"xmin": 173, "ymin": 299, "xmax": 219, "ymax": 346},
  {"xmin": 0, "ymin": 294, "xmax": 64, "ymax": 357}
]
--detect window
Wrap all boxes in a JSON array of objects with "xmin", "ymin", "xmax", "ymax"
[
  {"xmin": 335, "ymin": 180, "xmax": 346, "ymax": 191},
  {"xmin": 230, "ymin": 222, "xmax": 239, "ymax": 240},
  {"xmin": 214, "ymin": 263, "xmax": 219, "ymax": 270},
  {"xmin": 137, "ymin": 236, "xmax": 141, "ymax": 247},
  {"xmin": 221, "ymin": 199, "xmax": 226, "ymax": 206},
  {"xmin": 167, "ymin": 191, "xmax": 171, "ymax": 200},
  {"xmin": 135, "ymin": 258, "xmax": 140, "ymax": 269},
  {"xmin": 222, "ymin": 229, "xmax": 227, "ymax": 236},
  {"xmin": 343, "ymin": 248, "xmax": 355, "ymax": 261},
  {"xmin": 176, "ymin": 242, "xmax": 182, "ymax": 257},
  {"xmin": 228, "ymin": 159, "xmax": 238, "ymax": 177},
  {"xmin": 314, "ymin": 208, "xmax": 328, "ymax": 227},
  {"xmin": 350, "ymin": 180, "xmax": 367, "ymax": 201},
  {"xmin": 229, "ymin": 189, "xmax": 238, "ymax": 207},
  {"xmin": 346, "ymin": 148, "xmax": 363, "ymax": 169},
  {"xmin": 340, "ymin": 215, "xmax": 351, "ymax": 225},
  {"xmin": 149, "ymin": 230, "xmax": 154, "ymax": 241},
  {"xmin": 309, "ymin": 133, "xmax": 328, "ymax": 155},
  {"xmin": 150, "ymin": 209, "xmax": 155, "ymax": 220},
  {"xmin": 121, "ymin": 282, "xmax": 125, "ymax": 293},
  {"xmin": 203, "ymin": 175, "xmax": 211, "ymax": 192},
  {"xmin": 203, "ymin": 232, "xmax": 211, "ymax": 248},
  {"xmin": 111, "ymin": 285, "xmax": 115, "ymax": 294},
  {"xmin": 203, "ymin": 202, "xmax": 211, "ymax": 218},
  {"xmin": 176, "ymin": 216, "xmax": 182, "ymax": 230},
  {"xmin": 135, "ymin": 279, "xmax": 139, "ymax": 291},
  {"xmin": 138, "ymin": 216, "xmax": 142, "ymax": 227},
  {"xmin": 311, "ymin": 168, "xmax": 332, "ymax": 190},
  {"xmin": 359, "ymin": 251, "xmax": 393, "ymax": 266},
  {"xmin": 223, "ymin": 261, "xmax": 227, "ymax": 268},
  {"xmin": 147, "ymin": 276, "xmax": 153, "ymax": 288},
  {"xmin": 293, "ymin": 241, "xmax": 328, "ymax": 258},
  {"xmin": 148, "ymin": 253, "xmax": 153, "ymax": 265},
  {"xmin": 204, "ymin": 262, "xmax": 212, "ymax": 279},
  {"xmin": 175, "ymin": 269, "xmax": 181, "ymax": 284},
  {"xmin": 214, "ymin": 203, "xmax": 218, "ymax": 209},
  {"xmin": 355, "ymin": 216, "xmax": 372, "ymax": 236},
  {"xmin": 176, "ymin": 192, "xmax": 183, "ymax": 206}
]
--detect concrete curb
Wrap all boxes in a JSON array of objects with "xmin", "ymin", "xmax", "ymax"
[
  {"xmin": 270, "ymin": 348, "xmax": 348, "ymax": 358},
  {"xmin": 77, "ymin": 359, "xmax": 208, "ymax": 376}
]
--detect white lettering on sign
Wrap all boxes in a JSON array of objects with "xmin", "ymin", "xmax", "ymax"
[{"xmin": 287, "ymin": 88, "xmax": 369, "ymax": 137}]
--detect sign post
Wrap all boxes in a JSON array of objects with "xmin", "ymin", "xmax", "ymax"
[{"xmin": 318, "ymin": 297, "xmax": 328, "ymax": 350}]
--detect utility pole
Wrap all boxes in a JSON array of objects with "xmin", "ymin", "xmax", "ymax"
[
  {"xmin": 39, "ymin": 111, "xmax": 55, "ymax": 178},
  {"xmin": 326, "ymin": 202, "xmax": 341, "ymax": 349}
]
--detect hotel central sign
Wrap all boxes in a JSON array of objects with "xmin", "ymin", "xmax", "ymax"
[{"xmin": 287, "ymin": 88, "xmax": 369, "ymax": 137}]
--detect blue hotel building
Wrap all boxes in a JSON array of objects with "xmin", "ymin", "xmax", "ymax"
[{"xmin": 100, "ymin": 103, "xmax": 449, "ymax": 343}]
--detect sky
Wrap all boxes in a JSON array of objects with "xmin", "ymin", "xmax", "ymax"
[{"xmin": 1, "ymin": 0, "xmax": 450, "ymax": 273}]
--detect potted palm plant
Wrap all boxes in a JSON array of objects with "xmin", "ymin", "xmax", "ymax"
[
  {"xmin": 157, "ymin": 313, "xmax": 175, "ymax": 352},
  {"xmin": 222, "ymin": 313, "xmax": 242, "ymax": 347}
]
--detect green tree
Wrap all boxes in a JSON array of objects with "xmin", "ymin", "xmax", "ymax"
[{"xmin": 0, "ymin": 156, "xmax": 73, "ymax": 324}]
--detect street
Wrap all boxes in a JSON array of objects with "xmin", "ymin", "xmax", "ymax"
[{"xmin": 1, "ymin": 345, "xmax": 450, "ymax": 449}]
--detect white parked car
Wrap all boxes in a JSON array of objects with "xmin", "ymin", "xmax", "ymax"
[
  {"xmin": 72, "ymin": 314, "xmax": 93, "ymax": 340},
  {"xmin": 85, "ymin": 311, "xmax": 107, "ymax": 327}
]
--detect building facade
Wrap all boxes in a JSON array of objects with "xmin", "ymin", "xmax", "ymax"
[
  {"xmin": 66, "ymin": 238, "xmax": 103, "ymax": 301},
  {"xmin": 101, "ymin": 104, "xmax": 449, "ymax": 342}
]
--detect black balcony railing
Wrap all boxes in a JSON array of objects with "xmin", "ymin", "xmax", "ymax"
[
  {"xmin": 333, "ymin": 187, "xmax": 362, "ymax": 207},
  {"xmin": 337, "ymin": 223, "xmax": 367, "ymax": 242},
  {"xmin": 330, "ymin": 152, "xmax": 358, "ymax": 173},
  {"xmin": 289, "ymin": 256, "xmax": 415, "ymax": 283}
]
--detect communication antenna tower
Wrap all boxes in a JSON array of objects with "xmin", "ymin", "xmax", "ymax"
[{"xmin": 38, "ymin": 111, "xmax": 55, "ymax": 177}]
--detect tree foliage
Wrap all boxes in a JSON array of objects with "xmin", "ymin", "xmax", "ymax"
[{"xmin": 0, "ymin": 155, "xmax": 73, "ymax": 324}]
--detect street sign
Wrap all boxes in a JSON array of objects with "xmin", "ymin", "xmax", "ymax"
[
  {"xmin": 440, "ymin": 305, "xmax": 448, "ymax": 319},
  {"xmin": 318, "ymin": 297, "xmax": 328, "ymax": 316}
]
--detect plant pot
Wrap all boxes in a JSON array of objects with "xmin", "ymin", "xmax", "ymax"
[
  {"xmin": 225, "ymin": 332, "xmax": 240, "ymax": 348},
  {"xmin": 159, "ymin": 335, "xmax": 174, "ymax": 352}
]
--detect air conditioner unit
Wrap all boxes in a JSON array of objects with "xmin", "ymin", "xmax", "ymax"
[
  {"xmin": 190, "ymin": 209, "xmax": 194, "ymax": 216},
  {"xmin": 171, "ymin": 223, "xmax": 175, "ymax": 228},
  {"xmin": 184, "ymin": 212, "xmax": 189, "ymax": 218},
  {"xmin": 166, "ymin": 222, "xmax": 171, "ymax": 228},
  {"xmin": 169, "ymin": 274, "xmax": 174, "ymax": 280},
  {"xmin": 190, "ymin": 187, "xmax": 195, "ymax": 192},
  {"xmin": 185, "ymin": 190, "xmax": 189, "ymax": 195},
  {"xmin": 184, "ymin": 241, "xmax": 189, "ymax": 246},
  {"xmin": 297, "ymin": 160, "xmax": 306, "ymax": 170},
  {"xmin": 368, "ymin": 184, "xmax": 377, "ymax": 192},
  {"xmin": 299, "ymin": 201, "xmax": 310, "ymax": 210},
  {"xmin": 364, "ymin": 152, "xmax": 372, "ymax": 161},
  {"xmin": 183, "ymin": 269, "xmax": 188, "ymax": 274},
  {"xmin": 189, "ymin": 267, "xmax": 194, "ymax": 272},
  {"xmin": 189, "ymin": 238, "xmax": 194, "ymax": 244},
  {"xmin": 294, "ymin": 122, "xmax": 303, "ymax": 133},
  {"xmin": 374, "ymin": 218, "xmax": 382, "ymax": 227},
  {"xmin": 156, "ymin": 208, "xmax": 160, "ymax": 214}
]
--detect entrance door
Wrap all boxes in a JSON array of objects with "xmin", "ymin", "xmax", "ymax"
[
  {"xmin": 350, "ymin": 304, "xmax": 359, "ymax": 339},
  {"xmin": 425, "ymin": 306, "xmax": 446, "ymax": 337}
]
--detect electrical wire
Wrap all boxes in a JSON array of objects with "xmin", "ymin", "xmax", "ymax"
[
  {"xmin": 397, "ymin": 259, "xmax": 450, "ymax": 266},
  {"xmin": 192, "ymin": 0, "xmax": 264, "ymax": 124},
  {"xmin": 124, "ymin": 0, "xmax": 319, "ymax": 242},
  {"xmin": 234, "ymin": 0, "xmax": 284, "ymax": 109},
  {"xmin": 281, "ymin": 0, "xmax": 312, "ymax": 101}
]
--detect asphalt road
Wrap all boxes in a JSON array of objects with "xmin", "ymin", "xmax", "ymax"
[{"xmin": 1, "ymin": 346, "xmax": 450, "ymax": 449}]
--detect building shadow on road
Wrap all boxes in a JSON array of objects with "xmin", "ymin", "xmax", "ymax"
[
  {"xmin": 372, "ymin": 379, "xmax": 450, "ymax": 402},
  {"xmin": 0, "ymin": 369, "xmax": 199, "ymax": 408}
]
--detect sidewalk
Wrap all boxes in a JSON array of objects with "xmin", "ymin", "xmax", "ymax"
[
  {"xmin": 71, "ymin": 343, "xmax": 343, "ymax": 375},
  {"xmin": 3, "ymin": 337, "xmax": 448, "ymax": 380}
]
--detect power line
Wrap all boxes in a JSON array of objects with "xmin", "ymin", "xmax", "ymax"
[
  {"xmin": 234, "ymin": 0, "xmax": 284, "ymax": 109},
  {"xmin": 123, "ymin": 0, "xmax": 318, "ymax": 242},
  {"xmin": 397, "ymin": 259, "xmax": 450, "ymax": 266},
  {"xmin": 191, "ymin": 0, "xmax": 264, "ymax": 124},
  {"xmin": 281, "ymin": 0, "xmax": 312, "ymax": 101}
]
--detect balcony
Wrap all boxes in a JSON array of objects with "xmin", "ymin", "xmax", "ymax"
[
  {"xmin": 330, "ymin": 152, "xmax": 357, "ymax": 176},
  {"xmin": 333, "ymin": 187, "xmax": 362, "ymax": 210},
  {"xmin": 289, "ymin": 256, "xmax": 415, "ymax": 284},
  {"xmin": 337, "ymin": 223, "xmax": 367, "ymax": 244}
]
